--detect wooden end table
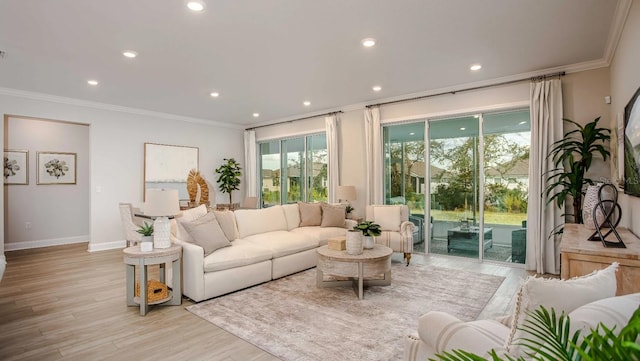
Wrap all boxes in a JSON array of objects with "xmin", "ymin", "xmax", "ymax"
[
  {"xmin": 316, "ymin": 244, "xmax": 392, "ymax": 299},
  {"xmin": 123, "ymin": 244, "xmax": 182, "ymax": 316}
]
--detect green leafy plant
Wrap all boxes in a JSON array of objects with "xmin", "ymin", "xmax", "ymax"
[
  {"xmin": 215, "ymin": 158, "xmax": 242, "ymax": 204},
  {"xmin": 543, "ymin": 117, "xmax": 610, "ymax": 225},
  {"xmin": 136, "ymin": 222, "xmax": 154, "ymax": 236},
  {"xmin": 345, "ymin": 204, "xmax": 354, "ymax": 215},
  {"xmin": 433, "ymin": 305, "xmax": 640, "ymax": 361},
  {"xmin": 353, "ymin": 221, "xmax": 382, "ymax": 237}
]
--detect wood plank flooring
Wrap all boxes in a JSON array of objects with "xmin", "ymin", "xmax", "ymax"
[{"xmin": 0, "ymin": 244, "xmax": 529, "ymax": 360}]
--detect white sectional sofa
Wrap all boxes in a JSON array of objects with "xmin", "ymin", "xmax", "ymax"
[{"xmin": 171, "ymin": 203, "xmax": 355, "ymax": 302}]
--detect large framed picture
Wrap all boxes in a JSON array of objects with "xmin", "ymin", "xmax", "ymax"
[
  {"xmin": 37, "ymin": 152, "xmax": 77, "ymax": 185},
  {"xmin": 623, "ymin": 86, "xmax": 640, "ymax": 197},
  {"xmin": 4, "ymin": 150, "xmax": 29, "ymax": 185}
]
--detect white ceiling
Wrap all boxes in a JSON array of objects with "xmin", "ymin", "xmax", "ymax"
[{"xmin": 0, "ymin": 0, "xmax": 626, "ymax": 128}]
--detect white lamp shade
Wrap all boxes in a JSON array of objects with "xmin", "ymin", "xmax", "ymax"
[
  {"xmin": 145, "ymin": 189, "xmax": 180, "ymax": 216},
  {"xmin": 337, "ymin": 185, "xmax": 357, "ymax": 201}
]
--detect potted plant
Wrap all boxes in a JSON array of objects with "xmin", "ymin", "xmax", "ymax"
[
  {"xmin": 136, "ymin": 222, "xmax": 154, "ymax": 252},
  {"xmin": 353, "ymin": 221, "xmax": 382, "ymax": 249},
  {"xmin": 544, "ymin": 117, "xmax": 610, "ymax": 225},
  {"xmin": 214, "ymin": 158, "xmax": 242, "ymax": 210},
  {"xmin": 345, "ymin": 205, "xmax": 354, "ymax": 219}
]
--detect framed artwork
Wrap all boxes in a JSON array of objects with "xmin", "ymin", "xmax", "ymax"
[
  {"xmin": 37, "ymin": 152, "xmax": 77, "ymax": 185},
  {"xmin": 623, "ymin": 86, "xmax": 640, "ymax": 197},
  {"xmin": 4, "ymin": 150, "xmax": 29, "ymax": 185}
]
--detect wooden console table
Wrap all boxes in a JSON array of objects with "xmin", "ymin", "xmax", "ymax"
[{"xmin": 560, "ymin": 223, "xmax": 640, "ymax": 295}]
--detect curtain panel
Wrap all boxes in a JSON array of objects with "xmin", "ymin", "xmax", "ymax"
[
  {"xmin": 325, "ymin": 114, "xmax": 339, "ymax": 203},
  {"xmin": 364, "ymin": 107, "xmax": 384, "ymax": 206},
  {"xmin": 527, "ymin": 78, "xmax": 563, "ymax": 274},
  {"xmin": 243, "ymin": 130, "xmax": 257, "ymax": 197}
]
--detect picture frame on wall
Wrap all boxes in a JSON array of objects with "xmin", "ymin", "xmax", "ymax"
[
  {"xmin": 37, "ymin": 152, "xmax": 77, "ymax": 185},
  {"xmin": 4, "ymin": 149, "xmax": 29, "ymax": 185},
  {"xmin": 623, "ymin": 86, "xmax": 640, "ymax": 197}
]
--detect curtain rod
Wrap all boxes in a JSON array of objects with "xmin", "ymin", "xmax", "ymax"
[
  {"xmin": 245, "ymin": 110, "xmax": 343, "ymax": 131},
  {"xmin": 366, "ymin": 71, "xmax": 566, "ymax": 108}
]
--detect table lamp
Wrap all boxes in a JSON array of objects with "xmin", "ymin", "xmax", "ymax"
[
  {"xmin": 145, "ymin": 188, "xmax": 180, "ymax": 249},
  {"xmin": 337, "ymin": 185, "xmax": 357, "ymax": 218}
]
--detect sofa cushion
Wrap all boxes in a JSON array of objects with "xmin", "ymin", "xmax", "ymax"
[
  {"xmin": 174, "ymin": 204, "xmax": 209, "ymax": 242},
  {"xmin": 506, "ymin": 262, "xmax": 618, "ymax": 355},
  {"xmin": 298, "ymin": 202, "xmax": 322, "ymax": 226},
  {"xmin": 203, "ymin": 238, "xmax": 273, "ymax": 272},
  {"xmin": 321, "ymin": 203, "xmax": 346, "ymax": 228},
  {"xmin": 568, "ymin": 292, "xmax": 640, "ymax": 336},
  {"xmin": 243, "ymin": 231, "xmax": 317, "ymax": 258},
  {"xmin": 235, "ymin": 206, "xmax": 288, "ymax": 238},
  {"xmin": 282, "ymin": 204, "xmax": 301, "ymax": 231},
  {"xmin": 181, "ymin": 212, "xmax": 231, "ymax": 256},
  {"xmin": 290, "ymin": 226, "xmax": 347, "ymax": 246},
  {"xmin": 369, "ymin": 205, "xmax": 402, "ymax": 231},
  {"xmin": 213, "ymin": 209, "xmax": 238, "ymax": 241}
]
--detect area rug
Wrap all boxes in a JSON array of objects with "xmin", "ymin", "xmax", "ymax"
[{"xmin": 186, "ymin": 263, "xmax": 505, "ymax": 361}]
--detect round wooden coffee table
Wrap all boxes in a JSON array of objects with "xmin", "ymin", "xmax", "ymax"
[{"xmin": 316, "ymin": 244, "xmax": 392, "ymax": 299}]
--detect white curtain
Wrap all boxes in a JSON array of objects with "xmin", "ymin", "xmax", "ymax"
[
  {"xmin": 243, "ymin": 130, "xmax": 257, "ymax": 197},
  {"xmin": 364, "ymin": 106, "xmax": 384, "ymax": 205},
  {"xmin": 325, "ymin": 114, "xmax": 339, "ymax": 204},
  {"xmin": 527, "ymin": 78, "xmax": 563, "ymax": 274}
]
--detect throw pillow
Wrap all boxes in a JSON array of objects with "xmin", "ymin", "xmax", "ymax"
[
  {"xmin": 298, "ymin": 202, "xmax": 322, "ymax": 227},
  {"xmin": 174, "ymin": 204, "xmax": 209, "ymax": 242},
  {"xmin": 181, "ymin": 212, "xmax": 232, "ymax": 256},
  {"xmin": 213, "ymin": 210, "xmax": 238, "ymax": 241},
  {"xmin": 321, "ymin": 203, "xmax": 346, "ymax": 228},
  {"xmin": 505, "ymin": 262, "xmax": 618, "ymax": 356},
  {"xmin": 372, "ymin": 206, "xmax": 401, "ymax": 231}
]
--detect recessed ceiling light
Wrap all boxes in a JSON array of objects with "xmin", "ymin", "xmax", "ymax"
[
  {"xmin": 187, "ymin": 0, "xmax": 205, "ymax": 11},
  {"xmin": 253, "ymin": 113, "xmax": 260, "ymax": 118},
  {"xmin": 87, "ymin": 80, "xmax": 99, "ymax": 86},
  {"xmin": 372, "ymin": 85, "xmax": 382, "ymax": 92},
  {"xmin": 303, "ymin": 101, "xmax": 311, "ymax": 106},
  {"xmin": 361, "ymin": 38, "xmax": 376, "ymax": 47},
  {"xmin": 123, "ymin": 50, "xmax": 138, "ymax": 58},
  {"xmin": 470, "ymin": 64, "xmax": 482, "ymax": 71},
  {"xmin": 460, "ymin": 127, "xmax": 466, "ymax": 131},
  {"xmin": 519, "ymin": 121, "xmax": 527, "ymax": 125},
  {"xmin": 473, "ymin": 115, "xmax": 479, "ymax": 118},
  {"xmin": 210, "ymin": 92, "xmax": 219, "ymax": 97}
]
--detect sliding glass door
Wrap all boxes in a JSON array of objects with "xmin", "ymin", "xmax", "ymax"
[{"xmin": 383, "ymin": 108, "xmax": 530, "ymax": 264}]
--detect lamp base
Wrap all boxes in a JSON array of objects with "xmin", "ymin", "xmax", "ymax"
[{"xmin": 153, "ymin": 216, "xmax": 172, "ymax": 249}]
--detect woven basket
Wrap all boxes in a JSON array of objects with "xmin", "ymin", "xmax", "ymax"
[{"xmin": 135, "ymin": 279, "xmax": 169, "ymax": 302}]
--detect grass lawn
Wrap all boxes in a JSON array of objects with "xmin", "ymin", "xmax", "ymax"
[{"xmin": 411, "ymin": 209, "xmax": 526, "ymax": 226}]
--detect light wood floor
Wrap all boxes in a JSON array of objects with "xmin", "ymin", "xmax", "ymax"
[{"xmin": 0, "ymin": 243, "xmax": 529, "ymax": 361}]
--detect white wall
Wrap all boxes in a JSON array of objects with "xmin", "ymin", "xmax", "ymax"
[
  {"xmin": 610, "ymin": 0, "xmax": 640, "ymax": 233},
  {"xmin": 4, "ymin": 116, "xmax": 90, "ymax": 250},
  {"xmin": 0, "ymin": 91, "xmax": 244, "ymax": 253}
]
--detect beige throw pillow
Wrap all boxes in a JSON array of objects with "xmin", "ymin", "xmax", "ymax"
[
  {"xmin": 321, "ymin": 203, "xmax": 346, "ymax": 228},
  {"xmin": 174, "ymin": 204, "xmax": 209, "ymax": 242},
  {"xmin": 181, "ymin": 212, "xmax": 232, "ymax": 256},
  {"xmin": 213, "ymin": 210, "xmax": 238, "ymax": 241},
  {"xmin": 372, "ymin": 206, "xmax": 401, "ymax": 231},
  {"xmin": 298, "ymin": 202, "xmax": 322, "ymax": 227},
  {"xmin": 505, "ymin": 262, "xmax": 618, "ymax": 356}
]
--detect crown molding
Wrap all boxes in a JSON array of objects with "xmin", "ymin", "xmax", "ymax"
[
  {"xmin": 0, "ymin": 87, "xmax": 244, "ymax": 130},
  {"xmin": 603, "ymin": 0, "xmax": 633, "ymax": 65}
]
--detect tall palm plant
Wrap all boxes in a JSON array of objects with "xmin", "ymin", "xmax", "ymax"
[{"xmin": 544, "ymin": 117, "xmax": 610, "ymax": 224}]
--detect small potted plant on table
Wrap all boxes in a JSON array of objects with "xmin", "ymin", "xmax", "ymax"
[
  {"xmin": 136, "ymin": 222, "xmax": 154, "ymax": 252},
  {"xmin": 354, "ymin": 221, "xmax": 382, "ymax": 249}
]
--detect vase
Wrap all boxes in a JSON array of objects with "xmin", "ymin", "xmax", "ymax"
[
  {"xmin": 582, "ymin": 183, "xmax": 610, "ymax": 229},
  {"xmin": 140, "ymin": 235, "xmax": 153, "ymax": 252},
  {"xmin": 363, "ymin": 236, "xmax": 375, "ymax": 249},
  {"xmin": 346, "ymin": 230, "xmax": 363, "ymax": 255}
]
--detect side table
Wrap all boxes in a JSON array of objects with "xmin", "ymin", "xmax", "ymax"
[{"xmin": 123, "ymin": 244, "xmax": 182, "ymax": 316}]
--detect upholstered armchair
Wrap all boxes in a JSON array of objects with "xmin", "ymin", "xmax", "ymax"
[{"xmin": 365, "ymin": 205, "xmax": 415, "ymax": 265}]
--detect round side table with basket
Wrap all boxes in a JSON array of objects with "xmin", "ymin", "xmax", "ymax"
[{"xmin": 123, "ymin": 244, "xmax": 182, "ymax": 316}]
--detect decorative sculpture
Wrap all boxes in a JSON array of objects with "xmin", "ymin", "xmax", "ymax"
[
  {"xmin": 187, "ymin": 169, "xmax": 210, "ymax": 206},
  {"xmin": 588, "ymin": 183, "xmax": 626, "ymax": 248}
]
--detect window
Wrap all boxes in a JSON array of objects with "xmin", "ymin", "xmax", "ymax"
[{"xmin": 259, "ymin": 134, "xmax": 327, "ymax": 206}]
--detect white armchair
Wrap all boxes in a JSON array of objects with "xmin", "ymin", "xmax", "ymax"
[{"xmin": 365, "ymin": 205, "xmax": 415, "ymax": 265}]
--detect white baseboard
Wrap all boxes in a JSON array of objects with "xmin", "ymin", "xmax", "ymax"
[
  {"xmin": 0, "ymin": 254, "xmax": 6, "ymax": 283},
  {"xmin": 87, "ymin": 240, "xmax": 126, "ymax": 252},
  {"xmin": 5, "ymin": 235, "xmax": 89, "ymax": 251}
]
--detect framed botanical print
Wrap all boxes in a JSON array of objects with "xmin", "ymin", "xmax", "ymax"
[
  {"xmin": 37, "ymin": 152, "xmax": 77, "ymax": 185},
  {"xmin": 4, "ymin": 150, "xmax": 29, "ymax": 185}
]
